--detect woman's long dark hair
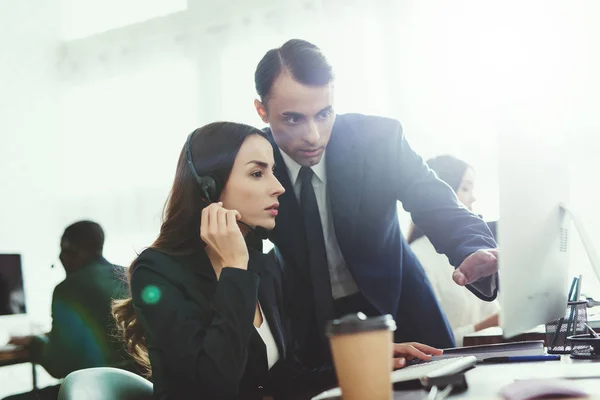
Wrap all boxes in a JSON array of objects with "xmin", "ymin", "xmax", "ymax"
[
  {"xmin": 407, "ymin": 155, "xmax": 470, "ymax": 245},
  {"xmin": 112, "ymin": 122, "xmax": 268, "ymax": 376}
]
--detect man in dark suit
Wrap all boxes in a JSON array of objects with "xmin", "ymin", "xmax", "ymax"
[{"xmin": 252, "ymin": 39, "xmax": 499, "ymax": 367}]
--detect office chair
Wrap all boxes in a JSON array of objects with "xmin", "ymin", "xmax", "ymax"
[{"xmin": 57, "ymin": 367, "xmax": 153, "ymax": 400}]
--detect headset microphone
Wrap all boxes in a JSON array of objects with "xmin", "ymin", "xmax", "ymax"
[{"xmin": 237, "ymin": 221, "xmax": 270, "ymax": 241}]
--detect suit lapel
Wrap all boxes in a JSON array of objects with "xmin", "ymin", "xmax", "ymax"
[
  {"xmin": 267, "ymin": 121, "xmax": 364, "ymax": 275},
  {"xmin": 326, "ymin": 117, "xmax": 365, "ymax": 250},
  {"xmin": 269, "ymin": 136, "xmax": 311, "ymax": 283}
]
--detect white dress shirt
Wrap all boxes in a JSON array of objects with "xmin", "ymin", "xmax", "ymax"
[
  {"xmin": 280, "ymin": 150, "xmax": 359, "ymax": 299},
  {"xmin": 255, "ymin": 302, "xmax": 280, "ymax": 370},
  {"xmin": 410, "ymin": 236, "xmax": 501, "ymax": 346}
]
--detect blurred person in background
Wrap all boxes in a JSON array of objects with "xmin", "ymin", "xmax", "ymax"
[
  {"xmin": 5, "ymin": 221, "xmax": 133, "ymax": 400},
  {"xmin": 407, "ymin": 155, "xmax": 500, "ymax": 346}
]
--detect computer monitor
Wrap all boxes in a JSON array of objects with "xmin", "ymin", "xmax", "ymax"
[
  {"xmin": 497, "ymin": 125, "xmax": 571, "ymax": 338},
  {"xmin": 0, "ymin": 254, "xmax": 27, "ymax": 316}
]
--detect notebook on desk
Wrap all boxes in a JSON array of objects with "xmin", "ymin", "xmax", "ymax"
[{"xmin": 435, "ymin": 340, "xmax": 546, "ymax": 362}]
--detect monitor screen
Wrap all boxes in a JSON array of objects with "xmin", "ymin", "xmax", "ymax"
[
  {"xmin": 497, "ymin": 122, "xmax": 570, "ymax": 337},
  {"xmin": 0, "ymin": 254, "xmax": 26, "ymax": 315}
]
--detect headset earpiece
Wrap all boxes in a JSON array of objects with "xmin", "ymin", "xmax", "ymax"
[
  {"xmin": 198, "ymin": 176, "xmax": 217, "ymax": 203},
  {"xmin": 185, "ymin": 131, "xmax": 219, "ymax": 202}
]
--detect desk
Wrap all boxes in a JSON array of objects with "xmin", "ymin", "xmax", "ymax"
[
  {"xmin": 463, "ymin": 325, "xmax": 600, "ymax": 347},
  {"xmin": 454, "ymin": 355, "xmax": 600, "ymax": 399},
  {"xmin": 0, "ymin": 345, "xmax": 37, "ymax": 391},
  {"xmin": 464, "ymin": 309, "xmax": 600, "ymax": 346},
  {"xmin": 395, "ymin": 355, "xmax": 600, "ymax": 399},
  {"xmin": 463, "ymin": 326, "xmax": 546, "ymax": 346}
]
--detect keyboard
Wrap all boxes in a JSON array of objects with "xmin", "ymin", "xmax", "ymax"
[{"xmin": 312, "ymin": 356, "xmax": 477, "ymax": 399}]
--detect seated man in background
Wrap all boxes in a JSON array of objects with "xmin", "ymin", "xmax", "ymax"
[
  {"xmin": 5, "ymin": 221, "xmax": 133, "ymax": 400},
  {"xmin": 407, "ymin": 155, "xmax": 500, "ymax": 346}
]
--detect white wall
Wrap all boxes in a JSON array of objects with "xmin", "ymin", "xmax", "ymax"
[
  {"xmin": 388, "ymin": 0, "xmax": 600, "ymax": 294},
  {"xmin": 0, "ymin": 0, "xmax": 64, "ymax": 394},
  {"xmin": 0, "ymin": 0, "xmax": 64, "ymax": 320}
]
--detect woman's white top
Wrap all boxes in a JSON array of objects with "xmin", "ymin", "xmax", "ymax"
[
  {"xmin": 410, "ymin": 236, "xmax": 501, "ymax": 346},
  {"xmin": 255, "ymin": 302, "xmax": 280, "ymax": 370}
]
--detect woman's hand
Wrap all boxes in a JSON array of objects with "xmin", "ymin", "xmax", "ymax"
[
  {"xmin": 200, "ymin": 202, "xmax": 249, "ymax": 272},
  {"xmin": 392, "ymin": 342, "xmax": 443, "ymax": 369}
]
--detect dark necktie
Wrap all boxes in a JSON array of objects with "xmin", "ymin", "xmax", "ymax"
[{"xmin": 298, "ymin": 167, "xmax": 334, "ymax": 347}]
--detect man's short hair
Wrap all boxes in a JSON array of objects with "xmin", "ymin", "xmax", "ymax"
[
  {"xmin": 254, "ymin": 39, "xmax": 334, "ymax": 104},
  {"xmin": 62, "ymin": 221, "xmax": 105, "ymax": 255}
]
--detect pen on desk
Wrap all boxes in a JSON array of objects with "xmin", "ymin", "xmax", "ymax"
[{"xmin": 481, "ymin": 355, "xmax": 561, "ymax": 363}]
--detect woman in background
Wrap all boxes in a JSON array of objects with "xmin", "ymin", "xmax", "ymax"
[{"xmin": 407, "ymin": 155, "xmax": 500, "ymax": 346}]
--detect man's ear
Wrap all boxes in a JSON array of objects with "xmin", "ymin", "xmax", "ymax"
[{"xmin": 254, "ymin": 99, "xmax": 269, "ymax": 124}]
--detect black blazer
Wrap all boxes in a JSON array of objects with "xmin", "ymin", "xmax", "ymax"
[
  {"xmin": 268, "ymin": 113, "xmax": 498, "ymax": 357},
  {"xmin": 130, "ymin": 244, "xmax": 334, "ymax": 400}
]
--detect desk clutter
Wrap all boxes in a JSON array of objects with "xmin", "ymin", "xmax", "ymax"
[
  {"xmin": 568, "ymin": 333, "xmax": 600, "ymax": 360},
  {"xmin": 318, "ymin": 319, "xmax": 583, "ymax": 399},
  {"xmin": 312, "ymin": 356, "xmax": 476, "ymax": 400},
  {"xmin": 546, "ymin": 300, "xmax": 589, "ymax": 354},
  {"xmin": 545, "ymin": 275, "xmax": 600, "ymax": 360},
  {"xmin": 311, "ymin": 312, "xmax": 600, "ymax": 400},
  {"xmin": 312, "ymin": 354, "xmax": 600, "ymax": 400}
]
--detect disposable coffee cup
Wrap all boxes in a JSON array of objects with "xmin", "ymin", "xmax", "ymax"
[{"xmin": 326, "ymin": 312, "xmax": 396, "ymax": 400}]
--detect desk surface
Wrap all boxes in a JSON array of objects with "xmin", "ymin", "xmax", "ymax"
[
  {"xmin": 456, "ymin": 356, "xmax": 600, "ymax": 399},
  {"xmin": 5, "ymin": 345, "xmax": 600, "ymax": 399},
  {"xmin": 393, "ymin": 355, "xmax": 600, "ymax": 399},
  {"xmin": 0, "ymin": 345, "xmax": 30, "ymax": 367}
]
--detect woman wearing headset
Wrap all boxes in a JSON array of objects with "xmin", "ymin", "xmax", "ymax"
[{"xmin": 113, "ymin": 122, "xmax": 441, "ymax": 400}]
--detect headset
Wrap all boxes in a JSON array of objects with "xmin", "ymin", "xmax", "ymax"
[
  {"xmin": 185, "ymin": 131, "xmax": 220, "ymax": 203},
  {"xmin": 185, "ymin": 131, "xmax": 268, "ymax": 240}
]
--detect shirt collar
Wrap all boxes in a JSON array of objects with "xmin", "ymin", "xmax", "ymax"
[{"xmin": 279, "ymin": 149, "xmax": 327, "ymax": 185}]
